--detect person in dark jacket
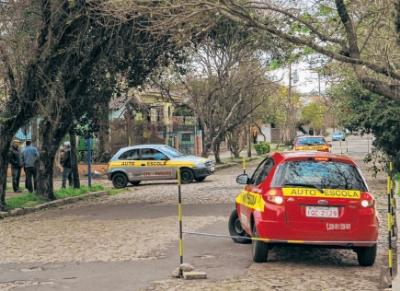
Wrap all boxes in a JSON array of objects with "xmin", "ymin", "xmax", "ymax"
[
  {"xmin": 9, "ymin": 140, "xmax": 22, "ymax": 192},
  {"xmin": 22, "ymin": 140, "xmax": 39, "ymax": 193},
  {"xmin": 61, "ymin": 143, "xmax": 72, "ymax": 188}
]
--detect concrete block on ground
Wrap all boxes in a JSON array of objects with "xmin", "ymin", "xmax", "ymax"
[
  {"xmin": 180, "ymin": 263, "xmax": 194, "ymax": 272},
  {"xmin": 171, "ymin": 263, "xmax": 195, "ymax": 278},
  {"xmin": 183, "ymin": 271, "xmax": 207, "ymax": 280}
]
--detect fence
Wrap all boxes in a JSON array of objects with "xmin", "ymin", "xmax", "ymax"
[{"xmin": 335, "ymin": 136, "xmax": 373, "ymax": 155}]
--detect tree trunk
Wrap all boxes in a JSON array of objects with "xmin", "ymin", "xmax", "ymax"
[
  {"xmin": 36, "ymin": 147, "xmax": 57, "ymax": 200},
  {"xmin": 31, "ymin": 118, "xmax": 38, "ymax": 144},
  {"xmin": 0, "ymin": 130, "xmax": 13, "ymax": 210},
  {"xmin": 202, "ymin": 143, "xmax": 211, "ymax": 158},
  {"xmin": 213, "ymin": 141, "xmax": 222, "ymax": 164},
  {"xmin": 0, "ymin": 131, "xmax": 13, "ymax": 210},
  {"xmin": 0, "ymin": 163, "xmax": 6, "ymax": 210},
  {"xmin": 201, "ymin": 132, "xmax": 212, "ymax": 158},
  {"xmin": 69, "ymin": 130, "xmax": 80, "ymax": 188},
  {"xmin": 97, "ymin": 101, "xmax": 111, "ymax": 162},
  {"xmin": 227, "ymin": 131, "xmax": 241, "ymax": 159},
  {"xmin": 36, "ymin": 119, "xmax": 69, "ymax": 200}
]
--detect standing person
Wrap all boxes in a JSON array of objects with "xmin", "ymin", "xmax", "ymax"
[
  {"xmin": 22, "ymin": 140, "xmax": 39, "ymax": 193},
  {"xmin": 61, "ymin": 142, "xmax": 72, "ymax": 188},
  {"xmin": 8, "ymin": 140, "xmax": 22, "ymax": 192}
]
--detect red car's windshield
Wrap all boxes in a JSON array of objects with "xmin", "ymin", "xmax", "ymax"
[{"xmin": 272, "ymin": 160, "xmax": 367, "ymax": 191}]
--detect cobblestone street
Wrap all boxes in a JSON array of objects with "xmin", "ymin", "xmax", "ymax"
[{"xmin": 0, "ymin": 139, "xmax": 394, "ymax": 291}]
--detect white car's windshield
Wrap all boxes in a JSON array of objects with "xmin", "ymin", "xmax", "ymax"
[{"xmin": 161, "ymin": 146, "xmax": 184, "ymax": 158}]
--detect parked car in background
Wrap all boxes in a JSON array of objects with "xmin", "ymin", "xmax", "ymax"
[
  {"xmin": 332, "ymin": 131, "xmax": 346, "ymax": 141},
  {"xmin": 107, "ymin": 144, "xmax": 214, "ymax": 188},
  {"xmin": 293, "ymin": 136, "xmax": 330, "ymax": 152}
]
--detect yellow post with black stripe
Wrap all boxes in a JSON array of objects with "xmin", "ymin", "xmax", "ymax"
[
  {"xmin": 387, "ymin": 162, "xmax": 393, "ymax": 277},
  {"xmin": 390, "ymin": 162, "xmax": 396, "ymax": 237},
  {"xmin": 177, "ymin": 167, "xmax": 183, "ymax": 278}
]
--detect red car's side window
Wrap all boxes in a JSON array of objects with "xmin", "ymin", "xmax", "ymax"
[{"xmin": 251, "ymin": 158, "xmax": 274, "ymax": 186}]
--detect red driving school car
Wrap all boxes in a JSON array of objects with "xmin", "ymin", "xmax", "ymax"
[{"xmin": 228, "ymin": 151, "xmax": 378, "ymax": 266}]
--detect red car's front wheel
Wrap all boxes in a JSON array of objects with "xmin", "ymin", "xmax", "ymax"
[{"xmin": 228, "ymin": 209, "xmax": 251, "ymax": 244}]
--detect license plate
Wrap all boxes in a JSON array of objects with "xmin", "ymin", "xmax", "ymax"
[
  {"xmin": 210, "ymin": 166, "xmax": 215, "ymax": 172},
  {"xmin": 306, "ymin": 206, "xmax": 339, "ymax": 218}
]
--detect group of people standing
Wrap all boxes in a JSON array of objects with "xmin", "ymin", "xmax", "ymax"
[
  {"xmin": 8, "ymin": 141, "xmax": 74, "ymax": 193},
  {"xmin": 9, "ymin": 140, "xmax": 39, "ymax": 193}
]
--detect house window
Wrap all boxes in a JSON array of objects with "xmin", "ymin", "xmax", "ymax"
[{"xmin": 181, "ymin": 133, "xmax": 192, "ymax": 142}]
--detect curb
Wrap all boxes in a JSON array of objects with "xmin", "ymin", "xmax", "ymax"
[
  {"xmin": 215, "ymin": 163, "xmax": 238, "ymax": 171},
  {"xmin": 214, "ymin": 157, "xmax": 261, "ymax": 171},
  {"xmin": 0, "ymin": 191, "xmax": 108, "ymax": 220}
]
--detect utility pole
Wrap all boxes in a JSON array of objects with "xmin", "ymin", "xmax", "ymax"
[
  {"xmin": 86, "ymin": 136, "xmax": 92, "ymax": 188},
  {"xmin": 318, "ymin": 69, "xmax": 321, "ymax": 97},
  {"xmin": 247, "ymin": 123, "xmax": 252, "ymax": 158},
  {"xmin": 287, "ymin": 62, "xmax": 294, "ymax": 142}
]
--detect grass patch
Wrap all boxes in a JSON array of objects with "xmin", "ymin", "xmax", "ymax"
[
  {"xmin": 55, "ymin": 184, "xmax": 104, "ymax": 199},
  {"xmin": 107, "ymin": 188, "xmax": 126, "ymax": 196},
  {"xmin": 5, "ymin": 184, "xmax": 105, "ymax": 210},
  {"xmin": 5, "ymin": 192, "xmax": 46, "ymax": 210},
  {"xmin": 273, "ymin": 144, "xmax": 289, "ymax": 152}
]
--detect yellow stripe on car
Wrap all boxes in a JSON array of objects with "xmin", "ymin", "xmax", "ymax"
[
  {"xmin": 235, "ymin": 191, "xmax": 265, "ymax": 212},
  {"xmin": 295, "ymin": 145, "xmax": 328, "ymax": 151},
  {"xmin": 108, "ymin": 160, "xmax": 196, "ymax": 169},
  {"xmin": 282, "ymin": 188, "xmax": 361, "ymax": 199}
]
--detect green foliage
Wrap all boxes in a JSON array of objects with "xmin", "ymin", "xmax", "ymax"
[
  {"xmin": 301, "ymin": 102, "xmax": 326, "ymax": 131},
  {"xmin": 274, "ymin": 144, "xmax": 288, "ymax": 152},
  {"xmin": 207, "ymin": 16, "xmax": 285, "ymax": 60},
  {"xmin": 254, "ymin": 142, "xmax": 271, "ymax": 155},
  {"xmin": 330, "ymin": 76, "xmax": 400, "ymax": 170},
  {"xmin": 265, "ymin": 86, "xmax": 300, "ymax": 128},
  {"xmin": 173, "ymin": 105, "xmax": 193, "ymax": 116},
  {"xmin": 269, "ymin": 59, "xmax": 283, "ymax": 70},
  {"xmin": 318, "ymin": 4, "xmax": 335, "ymax": 16},
  {"xmin": 303, "ymin": 47, "xmax": 315, "ymax": 55}
]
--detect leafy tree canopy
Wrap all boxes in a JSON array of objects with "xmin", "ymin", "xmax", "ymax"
[{"xmin": 330, "ymin": 76, "xmax": 400, "ymax": 168}]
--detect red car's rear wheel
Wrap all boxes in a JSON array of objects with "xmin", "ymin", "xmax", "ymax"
[
  {"xmin": 355, "ymin": 244, "xmax": 377, "ymax": 266},
  {"xmin": 251, "ymin": 225, "xmax": 269, "ymax": 262}
]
